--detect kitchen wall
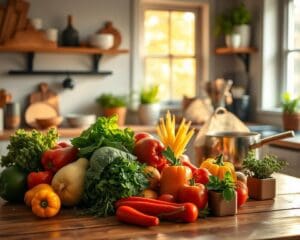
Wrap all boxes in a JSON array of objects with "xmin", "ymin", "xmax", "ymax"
[
  {"xmin": 0, "ymin": 0, "xmax": 131, "ymax": 119},
  {"xmin": 0, "ymin": 0, "xmax": 254, "ymax": 124}
]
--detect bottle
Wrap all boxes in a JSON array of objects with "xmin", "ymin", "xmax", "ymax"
[{"xmin": 61, "ymin": 15, "xmax": 79, "ymax": 46}]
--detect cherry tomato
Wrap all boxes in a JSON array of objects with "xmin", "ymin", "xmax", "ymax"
[
  {"xmin": 193, "ymin": 168, "xmax": 211, "ymax": 185},
  {"xmin": 158, "ymin": 194, "xmax": 175, "ymax": 203},
  {"xmin": 177, "ymin": 183, "xmax": 208, "ymax": 210},
  {"xmin": 236, "ymin": 180, "xmax": 248, "ymax": 207}
]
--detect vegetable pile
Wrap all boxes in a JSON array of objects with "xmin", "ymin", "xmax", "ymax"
[{"xmin": 2, "ymin": 112, "xmax": 277, "ymax": 227}]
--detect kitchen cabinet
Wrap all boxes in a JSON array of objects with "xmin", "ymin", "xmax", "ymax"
[{"xmin": 0, "ymin": 46, "xmax": 129, "ymax": 75}]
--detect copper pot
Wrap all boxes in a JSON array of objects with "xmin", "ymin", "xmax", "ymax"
[{"xmin": 204, "ymin": 131, "xmax": 294, "ymax": 170}]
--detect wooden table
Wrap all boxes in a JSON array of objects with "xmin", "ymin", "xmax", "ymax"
[{"xmin": 1, "ymin": 173, "xmax": 300, "ymax": 240}]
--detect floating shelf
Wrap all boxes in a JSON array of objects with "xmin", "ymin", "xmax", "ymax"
[
  {"xmin": 215, "ymin": 47, "xmax": 257, "ymax": 55},
  {"xmin": 0, "ymin": 46, "xmax": 129, "ymax": 75},
  {"xmin": 215, "ymin": 47, "xmax": 257, "ymax": 73}
]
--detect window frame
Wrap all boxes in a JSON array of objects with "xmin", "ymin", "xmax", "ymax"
[
  {"xmin": 143, "ymin": 6, "xmax": 200, "ymax": 103},
  {"xmin": 130, "ymin": 0, "xmax": 212, "ymax": 110}
]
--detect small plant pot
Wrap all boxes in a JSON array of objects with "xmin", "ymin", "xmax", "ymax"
[
  {"xmin": 138, "ymin": 103, "xmax": 160, "ymax": 125},
  {"xmin": 282, "ymin": 113, "xmax": 300, "ymax": 131},
  {"xmin": 247, "ymin": 177, "xmax": 276, "ymax": 200},
  {"xmin": 208, "ymin": 191, "xmax": 237, "ymax": 217},
  {"xmin": 102, "ymin": 107, "xmax": 127, "ymax": 126}
]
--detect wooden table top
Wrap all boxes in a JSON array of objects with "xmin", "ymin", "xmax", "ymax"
[{"xmin": 1, "ymin": 173, "xmax": 300, "ymax": 239}]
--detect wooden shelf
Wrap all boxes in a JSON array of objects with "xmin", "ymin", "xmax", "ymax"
[
  {"xmin": 215, "ymin": 47, "xmax": 257, "ymax": 55},
  {"xmin": 0, "ymin": 46, "xmax": 129, "ymax": 55},
  {"xmin": 0, "ymin": 46, "xmax": 129, "ymax": 75}
]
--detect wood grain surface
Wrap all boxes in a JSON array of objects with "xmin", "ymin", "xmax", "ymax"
[{"xmin": 1, "ymin": 173, "xmax": 300, "ymax": 239}]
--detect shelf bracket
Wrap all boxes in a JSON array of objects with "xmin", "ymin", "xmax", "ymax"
[
  {"xmin": 92, "ymin": 54, "xmax": 102, "ymax": 72},
  {"xmin": 26, "ymin": 52, "xmax": 35, "ymax": 72},
  {"xmin": 237, "ymin": 53, "xmax": 250, "ymax": 73}
]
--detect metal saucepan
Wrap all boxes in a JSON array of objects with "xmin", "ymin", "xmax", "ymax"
[{"xmin": 203, "ymin": 130, "xmax": 295, "ymax": 170}]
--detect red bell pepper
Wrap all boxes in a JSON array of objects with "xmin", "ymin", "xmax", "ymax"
[
  {"xmin": 27, "ymin": 171, "xmax": 53, "ymax": 189},
  {"xmin": 41, "ymin": 145, "xmax": 78, "ymax": 173}
]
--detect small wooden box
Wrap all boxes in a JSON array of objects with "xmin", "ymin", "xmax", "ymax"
[
  {"xmin": 208, "ymin": 191, "xmax": 237, "ymax": 217},
  {"xmin": 247, "ymin": 177, "xmax": 276, "ymax": 200}
]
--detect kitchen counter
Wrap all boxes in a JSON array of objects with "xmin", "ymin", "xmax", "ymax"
[{"xmin": 1, "ymin": 173, "xmax": 300, "ymax": 239}]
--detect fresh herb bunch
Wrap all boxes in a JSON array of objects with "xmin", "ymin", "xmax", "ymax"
[
  {"xmin": 140, "ymin": 85, "xmax": 160, "ymax": 104},
  {"xmin": 231, "ymin": 3, "xmax": 251, "ymax": 25},
  {"xmin": 281, "ymin": 92, "xmax": 300, "ymax": 114},
  {"xmin": 162, "ymin": 147, "xmax": 181, "ymax": 166},
  {"xmin": 243, "ymin": 151, "xmax": 287, "ymax": 179},
  {"xmin": 207, "ymin": 172, "xmax": 236, "ymax": 201},
  {"xmin": 96, "ymin": 93, "xmax": 127, "ymax": 108},
  {"xmin": 82, "ymin": 147, "xmax": 148, "ymax": 216},
  {"xmin": 0, "ymin": 128, "xmax": 58, "ymax": 172},
  {"xmin": 71, "ymin": 116, "xmax": 134, "ymax": 158}
]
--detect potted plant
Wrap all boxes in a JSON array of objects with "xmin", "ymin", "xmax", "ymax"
[
  {"xmin": 138, "ymin": 85, "xmax": 160, "ymax": 125},
  {"xmin": 231, "ymin": 3, "xmax": 252, "ymax": 47},
  {"xmin": 281, "ymin": 92, "xmax": 300, "ymax": 131},
  {"xmin": 215, "ymin": 14, "xmax": 241, "ymax": 48},
  {"xmin": 207, "ymin": 172, "xmax": 237, "ymax": 217},
  {"xmin": 243, "ymin": 151, "xmax": 287, "ymax": 200},
  {"xmin": 96, "ymin": 93, "xmax": 127, "ymax": 125}
]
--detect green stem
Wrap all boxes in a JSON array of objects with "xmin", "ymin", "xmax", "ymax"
[{"xmin": 215, "ymin": 154, "xmax": 224, "ymax": 166}]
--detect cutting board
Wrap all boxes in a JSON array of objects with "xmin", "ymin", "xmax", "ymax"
[
  {"xmin": 98, "ymin": 21, "xmax": 121, "ymax": 49},
  {"xmin": 29, "ymin": 82, "xmax": 59, "ymax": 113}
]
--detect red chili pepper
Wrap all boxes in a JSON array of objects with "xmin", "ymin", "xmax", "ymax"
[
  {"xmin": 27, "ymin": 171, "xmax": 53, "ymax": 189},
  {"xmin": 116, "ymin": 206, "xmax": 159, "ymax": 227},
  {"xmin": 115, "ymin": 196, "xmax": 181, "ymax": 208},
  {"xmin": 116, "ymin": 200, "xmax": 198, "ymax": 223},
  {"xmin": 41, "ymin": 146, "xmax": 78, "ymax": 173}
]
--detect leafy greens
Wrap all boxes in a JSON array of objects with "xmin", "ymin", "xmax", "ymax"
[
  {"xmin": 81, "ymin": 147, "xmax": 148, "ymax": 216},
  {"xmin": 71, "ymin": 116, "xmax": 135, "ymax": 159},
  {"xmin": 0, "ymin": 128, "xmax": 58, "ymax": 172}
]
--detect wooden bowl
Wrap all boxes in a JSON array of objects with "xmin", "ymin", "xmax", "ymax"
[{"xmin": 36, "ymin": 116, "xmax": 63, "ymax": 129}]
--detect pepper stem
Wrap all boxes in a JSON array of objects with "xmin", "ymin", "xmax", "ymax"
[
  {"xmin": 215, "ymin": 154, "xmax": 224, "ymax": 166},
  {"xmin": 40, "ymin": 200, "xmax": 48, "ymax": 208}
]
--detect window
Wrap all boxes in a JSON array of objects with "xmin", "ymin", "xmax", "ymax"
[
  {"xmin": 284, "ymin": 0, "xmax": 300, "ymax": 97},
  {"xmin": 143, "ymin": 7, "xmax": 198, "ymax": 102}
]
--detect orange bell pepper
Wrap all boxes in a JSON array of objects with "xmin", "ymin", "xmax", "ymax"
[
  {"xmin": 31, "ymin": 189, "xmax": 61, "ymax": 218},
  {"xmin": 160, "ymin": 165, "xmax": 192, "ymax": 200}
]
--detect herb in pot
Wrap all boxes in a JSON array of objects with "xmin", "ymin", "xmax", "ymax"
[
  {"xmin": 207, "ymin": 172, "xmax": 235, "ymax": 201},
  {"xmin": 96, "ymin": 93, "xmax": 127, "ymax": 108},
  {"xmin": 0, "ymin": 128, "xmax": 58, "ymax": 172},
  {"xmin": 281, "ymin": 92, "xmax": 299, "ymax": 114},
  {"xmin": 243, "ymin": 151, "xmax": 287, "ymax": 179},
  {"xmin": 71, "ymin": 116, "xmax": 134, "ymax": 158},
  {"xmin": 140, "ymin": 85, "xmax": 159, "ymax": 104}
]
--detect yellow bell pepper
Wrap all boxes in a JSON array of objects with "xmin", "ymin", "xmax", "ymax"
[{"xmin": 200, "ymin": 155, "xmax": 237, "ymax": 182}]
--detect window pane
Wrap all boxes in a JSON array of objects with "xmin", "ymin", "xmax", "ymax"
[
  {"xmin": 291, "ymin": 0, "xmax": 300, "ymax": 48},
  {"xmin": 145, "ymin": 58, "xmax": 170, "ymax": 100},
  {"xmin": 172, "ymin": 58, "xmax": 196, "ymax": 100},
  {"xmin": 144, "ymin": 10, "xmax": 169, "ymax": 55},
  {"xmin": 171, "ymin": 11, "xmax": 195, "ymax": 55},
  {"xmin": 287, "ymin": 52, "xmax": 300, "ymax": 97}
]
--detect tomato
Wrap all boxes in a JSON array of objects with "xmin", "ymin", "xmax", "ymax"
[
  {"xmin": 158, "ymin": 194, "xmax": 175, "ymax": 203},
  {"xmin": 193, "ymin": 168, "xmax": 211, "ymax": 185},
  {"xmin": 177, "ymin": 183, "xmax": 208, "ymax": 210},
  {"xmin": 236, "ymin": 180, "xmax": 248, "ymax": 207}
]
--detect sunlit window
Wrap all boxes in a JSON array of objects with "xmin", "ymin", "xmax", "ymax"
[
  {"xmin": 144, "ymin": 9, "xmax": 197, "ymax": 102},
  {"xmin": 285, "ymin": 0, "xmax": 300, "ymax": 97}
]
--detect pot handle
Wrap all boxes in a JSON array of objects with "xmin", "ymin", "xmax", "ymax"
[
  {"xmin": 249, "ymin": 130, "xmax": 295, "ymax": 149},
  {"xmin": 214, "ymin": 107, "xmax": 227, "ymax": 115}
]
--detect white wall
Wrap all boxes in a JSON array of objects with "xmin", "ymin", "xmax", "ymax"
[{"xmin": 0, "ymin": 0, "xmax": 131, "ymax": 120}]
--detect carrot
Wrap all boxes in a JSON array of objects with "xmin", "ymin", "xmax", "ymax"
[{"xmin": 116, "ymin": 206, "xmax": 159, "ymax": 227}]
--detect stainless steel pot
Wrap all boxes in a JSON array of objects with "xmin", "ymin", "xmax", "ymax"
[{"xmin": 204, "ymin": 131, "xmax": 294, "ymax": 170}]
